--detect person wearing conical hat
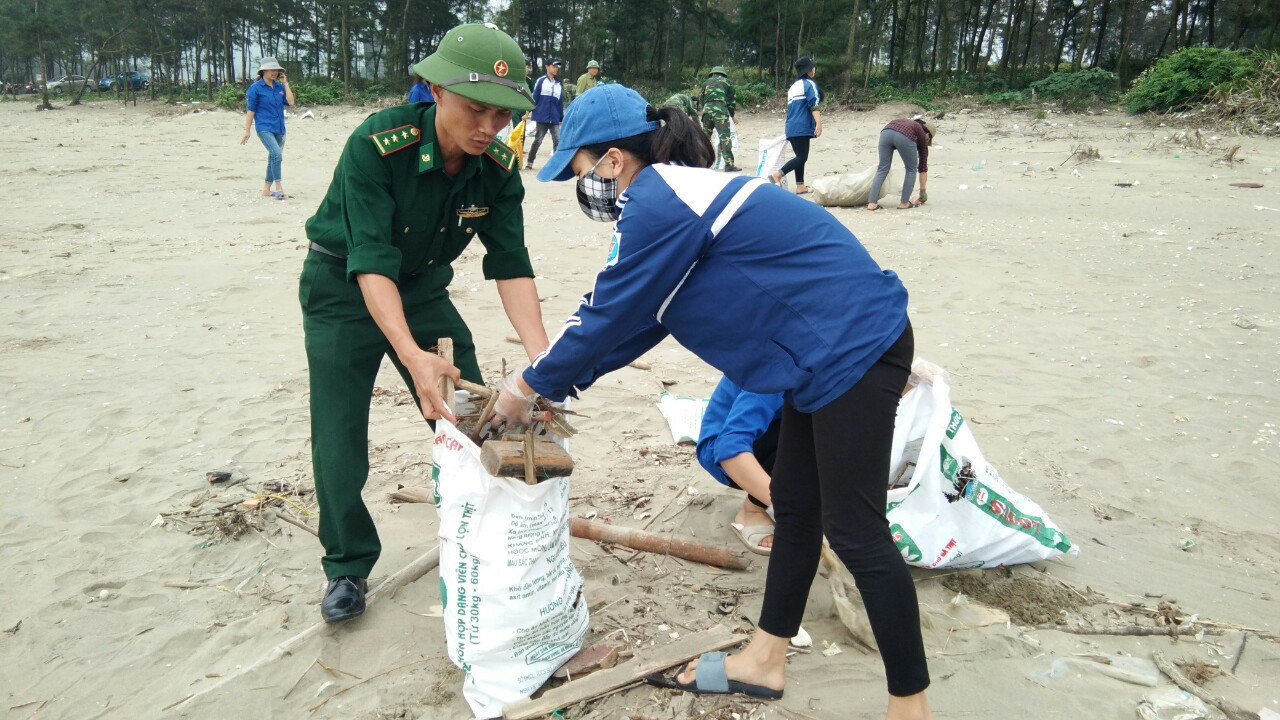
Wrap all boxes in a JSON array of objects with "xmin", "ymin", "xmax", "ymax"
[
  {"xmin": 240, "ymin": 57, "xmax": 295, "ymax": 199},
  {"xmin": 300, "ymin": 23, "xmax": 549, "ymax": 624}
]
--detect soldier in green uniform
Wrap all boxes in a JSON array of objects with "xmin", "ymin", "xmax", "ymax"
[
  {"xmin": 300, "ymin": 22, "xmax": 549, "ymax": 623},
  {"xmin": 662, "ymin": 93, "xmax": 698, "ymax": 119},
  {"xmin": 700, "ymin": 66, "xmax": 738, "ymax": 172},
  {"xmin": 575, "ymin": 60, "xmax": 601, "ymax": 99}
]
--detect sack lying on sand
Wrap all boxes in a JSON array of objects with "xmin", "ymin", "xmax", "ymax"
[
  {"xmin": 811, "ymin": 166, "xmax": 903, "ymax": 207},
  {"xmin": 886, "ymin": 359, "xmax": 1079, "ymax": 568},
  {"xmin": 432, "ymin": 419, "xmax": 589, "ymax": 717}
]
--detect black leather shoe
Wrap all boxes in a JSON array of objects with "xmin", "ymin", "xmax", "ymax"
[{"xmin": 321, "ymin": 576, "xmax": 367, "ymax": 623}]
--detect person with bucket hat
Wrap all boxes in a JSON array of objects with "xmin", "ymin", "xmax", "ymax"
[
  {"xmin": 240, "ymin": 57, "xmax": 295, "ymax": 199},
  {"xmin": 488, "ymin": 83, "xmax": 935, "ymax": 719},
  {"xmin": 867, "ymin": 116, "xmax": 936, "ymax": 210},
  {"xmin": 300, "ymin": 23, "xmax": 549, "ymax": 624},
  {"xmin": 525, "ymin": 58, "xmax": 565, "ymax": 169},
  {"xmin": 699, "ymin": 66, "xmax": 738, "ymax": 171},
  {"xmin": 575, "ymin": 59, "xmax": 601, "ymax": 98},
  {"xmin": 769, "ymin": 56, "xmax": 823, "ymax": 195}
]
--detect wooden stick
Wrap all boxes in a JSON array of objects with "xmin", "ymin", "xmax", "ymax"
[
  {"xmin": 262, "ymin": 509, "xmax": 320, "ymax": 538},
  {"xmin": 165, "ymin": 546, "xmax": 441, "ymax": 712},
  {"xmin": 1111, "ymin": 603, "xmax": 1279, "ymax": 638},
  {"xmin": 523, "ymin": 427, "xmax": 538, "ymax": 485},
  {"xmin": 569, "ymin": 518, "xmax": 751, "ymax": 571},
  {"xmin": 1034, "ymin": 623, "xmax": 1226, "ymax": 637},
  {"xmin": 457, "ymin": 378, "xmax": 491, "ymax": 397},
  {"xmin": 437, "ymin": 338, "xmax": 455, "ymax": 414},
  {"xmin": 502, "ymin": 625, "xmax": 747, "ymax": 720},
  {"xmin": 1152, "ymin": 651, "xmax": 1260, "ymax": 720},
  {"xmin": 468, "ymin": 389, "xmax": 501, "ymax": 445}
]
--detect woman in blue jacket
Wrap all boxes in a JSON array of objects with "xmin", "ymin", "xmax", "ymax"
[
  {"xmin": 696, "ymin": 377, "xmax": 783, "ymax": 555},
  {"xmin": 769, "ymin": 56, "xmax": 822, "ymax": 195},
  {"xmin": 240, "ymin": 57, "xmax": 295, "ymax": 199},
  {"xmin": 492, "ymin": 84, "xmax": 933, "ymax": 720}
]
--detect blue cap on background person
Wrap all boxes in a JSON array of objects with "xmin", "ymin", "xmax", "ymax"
[{"xmin": 536, "ymin": 84, "xmax": 661, "ymax": 182}]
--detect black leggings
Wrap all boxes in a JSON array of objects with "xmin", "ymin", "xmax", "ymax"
[
  {"xmin": 760, "ymin": 321, "xmax": 929, "ymax": 697},
  {"xmin": 778, "ymin": 136, "xmax": 811, "ymax": 184}
]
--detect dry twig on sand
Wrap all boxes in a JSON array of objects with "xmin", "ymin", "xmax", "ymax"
[
  {"xmin": 1060, "ymin": 143, "xmax": 1100, "ymax": 166},
  {"xmin": 1152, "ymin": 651, "xmax": 1259, "ymax": 720}
]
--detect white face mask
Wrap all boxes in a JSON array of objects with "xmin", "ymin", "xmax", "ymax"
[{"xmin": 575, "ymin": 154, "xmax": 620, "ymax": 222}]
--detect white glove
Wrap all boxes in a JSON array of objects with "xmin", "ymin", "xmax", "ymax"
[{"xmin": 493, "ymin": 367, "xmax": 538, "ymax": 427}]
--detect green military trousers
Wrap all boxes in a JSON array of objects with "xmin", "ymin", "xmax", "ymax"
[
  {"xmin": 299, "ymin": 252, "xmax": 483, "ymax": 580},
  {"xmin": 701, "ymin": 109, "xmax": 734, "ymax": 169}
]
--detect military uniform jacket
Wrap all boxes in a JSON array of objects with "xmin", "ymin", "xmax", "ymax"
[
  {"xmin": 700, "ymin": 76, "xmax": 735, "ymax": 117},
  {"xmin": 304, "ymin": 104, "xmax": 532, "ymax": 286}
]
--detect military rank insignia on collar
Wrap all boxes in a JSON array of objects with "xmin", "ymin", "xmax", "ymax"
[
  {"xmin": 457, "ymin": 205, "xmax": 489, "ymax": 218},
  {"xmin": 370, "ymin": 124, "xmax": 420, "ymax": 157},
  {"xmin": 483, "ymin": 139, "xmax": 515, "ymax": 171}
]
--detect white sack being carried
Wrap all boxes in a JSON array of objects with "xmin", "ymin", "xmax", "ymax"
[
  {"xmin": 432, "ymin": 419, "xmax": 589, "ymax": 718},
  {"xmin": 885, "ymin": 359, "xmax": 1078, "ymax": 569},
  {"xmin": 754, "ymin": 133, "xmax": 790, "ymax": 189},
  {"xmin": 810, "ymin": 165, "xmax": 904, "ymax": 207},
  {"xmin": 710, "ymin": 117, "xmax": 740, "ymax": 170}
]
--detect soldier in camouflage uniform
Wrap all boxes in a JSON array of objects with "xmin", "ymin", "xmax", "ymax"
[
  {"xmin": 662, "ymin": 93, "xmax": 698, "ymax": 119},
  {"xmin": 699, "ymin": 66, "xmax": 738, "ymax": 172}
]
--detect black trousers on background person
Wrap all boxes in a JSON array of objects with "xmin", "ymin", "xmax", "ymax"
[{"xmin": 778, "ymin": 136, "xmax": 811, "ymax": 184}]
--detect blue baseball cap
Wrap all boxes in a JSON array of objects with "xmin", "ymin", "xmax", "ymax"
[{"xmin": 536, "ymin": 84, "xmax": 661, "ymax": 182}]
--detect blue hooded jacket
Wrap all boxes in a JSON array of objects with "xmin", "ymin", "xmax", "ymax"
[
  {"xmin": 696, "ymin": 378, "xmax": 783, "ymax": 486},
  {"xmin": 523, "ymin": 165, "xmax": 908, "ymax": 413}
]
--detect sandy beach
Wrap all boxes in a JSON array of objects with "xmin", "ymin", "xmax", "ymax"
[{"xmin": 0, "ymin": 95, "xmax": 1277, "ymax": 720}]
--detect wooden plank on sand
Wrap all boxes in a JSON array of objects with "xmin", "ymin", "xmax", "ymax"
[{"xmin": 501, "ymin": 624, "xmax": 747, "ymax": 720}]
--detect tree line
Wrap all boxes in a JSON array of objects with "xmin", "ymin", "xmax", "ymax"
[{"xmin": 2, "ymin": 0, "xmax": 1278, "ymax": 102}]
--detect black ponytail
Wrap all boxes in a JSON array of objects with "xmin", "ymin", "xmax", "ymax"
[{"xmin": 581, "ymin": 104, "xmax": 714, "ymax": 169}]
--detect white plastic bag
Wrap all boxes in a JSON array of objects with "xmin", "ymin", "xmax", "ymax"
[
  {"xmin": 811, "ymin": 165, "xmax": 904, "ymax": 207},
  {"xmin": 656, "ymin": 393, "xmax": 711, "ymax": 445},
  {"xmin": 432, "ymin": 420, "xmax": 589, "ymax": 718},
  {"xmin": 755, "ymin": 133, "xmax": 790, "ymax": 188},
  {"xmin": 709, "ymin": 118, "xmax": 739, "ymax": 171},
  {"xmin": 885, "ymin": 359, "xmax": 1078, "ymax": 568}
]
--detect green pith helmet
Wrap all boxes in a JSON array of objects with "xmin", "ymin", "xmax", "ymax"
[
  {"xmin": 586, "ymin": 60, "xmax": 600, "ymax": 69},
  {"xmin": 709, "ymin": 66, "xmax": 728, "ymax": 76},
  {"xmin": 413, "ymin": 23, "xmax": 534, "ymax": 112}
]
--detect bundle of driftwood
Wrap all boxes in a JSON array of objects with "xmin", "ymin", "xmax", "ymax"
[
  {"xmin": 435, "ymin": 339, "xmax": 577, "ymax": 485},
  {"xmin": 453, "ymin": 377, "xmax": 579, "ymax": 444}
]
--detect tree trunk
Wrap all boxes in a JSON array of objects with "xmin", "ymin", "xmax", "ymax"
[
  {"xmin": 224, "ymin": 20, "xmax": 235, "ymax": 84},
  {"xmin": 1091, "ymin": 0, "xmax": 1111, "ymax": 69},
  {"xmin": 1116, "ymin": 0, "xmax": 1134, "ymax": 82},
  {"xmin": 1074, "ymin": 0, "xmax": 1096, "ymax": 70},
  {"xmin": 1158, "ymin": 0, "xmax": 1185, "ymax": 57},
  {"xmin": 341, "ymin": 2, "xmax": 350, "ymax": 96},
  {"xmin": 887, "ymin": 0, "xmax": 900, "ymax": 77}
]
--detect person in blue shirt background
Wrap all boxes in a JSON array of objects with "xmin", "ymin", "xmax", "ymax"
[
  {"xmin": 408, "ymin": 74, "xmax": 434, "ymax": 104},
  {"xmin": 240, "ymin": 57, "xmax": 295, "ymax": 200},
  {"xmin": 696, "ymin": 377, "xmax": 783, "ymax": 555},
  {"xmin": 490, "ymin": 83, "xmax": 934, "ymax": 718},
  {"xmin": 769, "ymin": 56, "xmax": 822, "ymax": 195},
  {"xmin": 524, "ymin": 59, "xmax": 564, "ymax": 170}
]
